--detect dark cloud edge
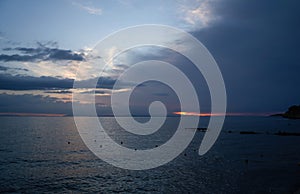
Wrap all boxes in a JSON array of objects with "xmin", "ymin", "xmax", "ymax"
[
  {"xmin": 1, "ymin": 42, "xmax": 85, "ymax": 62},
  {"xmin": 0, "ymin": 74, "xmax": 131, "ymax": 90}
]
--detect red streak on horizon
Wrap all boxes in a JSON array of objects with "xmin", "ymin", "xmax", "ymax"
[{"xmin": 173, "ymin": 111, "xmax": 271, "ymax": 116}]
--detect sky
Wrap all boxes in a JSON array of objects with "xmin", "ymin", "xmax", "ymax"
[{"xmin": 0, "ymin": 0, "xmax": 299, "ymax": 116}]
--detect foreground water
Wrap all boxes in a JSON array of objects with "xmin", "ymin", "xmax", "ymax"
[{"xmin": 0, "ymin": 116, "xmax": 299, "ymax": 193}]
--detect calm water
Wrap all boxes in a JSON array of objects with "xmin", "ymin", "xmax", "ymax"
[{"xmin": 0, "ymin": 116, "xmax": 299, "ymax": 193}]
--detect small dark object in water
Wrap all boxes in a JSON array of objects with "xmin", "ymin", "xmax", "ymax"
[
  {"xmin": 67, "ymin": 141, "xmax": 70, "ymax": 144},
  {"xmin": 197, "ymin": 128, "xmax": 207, "ymax": 132},
  {"xmin": 228, "ymin": 130, "xmax": 232, "ymax": 133},
  {"xmin": 134, "ymin": 148, "xmax": 137, "ymax": 151},
  {"xmin": 245, "ymin": 159, "xmax": 249, "ymax": 164},
  {"xmin": 155, "ymin": 145, "xmax": 158, "ymax": 147},
  {"xmin": 240, "ymin": 131, "xmax": 258, "ymax": 135},
  {"xmin": 184, "ymin": 153, "xmax": 187, "ymax": 156},
  {"xmin": 120, "ymin": 141, "xmax": 123, "ymax": 144},
  {"xmin": 99, "ymin": 145, "xmax": 102, "ymax": 148},
  {"xmin": 274, "ymin": 131, "xmax": 300, "ymax": 136},
  {"xmin": 186, "ymin": 127, "xmax": 207, "ymax": 132}
]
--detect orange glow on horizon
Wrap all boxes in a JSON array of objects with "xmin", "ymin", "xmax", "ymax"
[
  {"xmin": 173, "ymin": 111, "xmax": 271, "ymax": 116},
  {"xmin": 173, "ymin": 111, "xmax": 223, "ymax": 116}
]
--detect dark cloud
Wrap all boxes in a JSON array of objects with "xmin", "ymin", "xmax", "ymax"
[
  {"xmin": 0, "ymin": 74, "xmax": 128, "ymax": 91},
  {"xmin": 1, "ymin": 42, "xmax": 85, "ymax": 62},
  {"xmin": 189, "ymin": 0, "xmax": 300, "ymax": 112},
  {"xmin": 0, "ymin": 74, "xmax": 74, "ymax": 90},
  {"xmin": 0, "ymin": 54, "xmax": 37, "ymax": 62},
  {"xmin": 0, "ymin": 66, "xmax": 8, "ymax": 71},
  {"xmin": 128, "ymin": 80, "xmax": 181, "ymax": 116},
  {"xmin": 44, "ymin": 90, "xmax": 72, "ymax": 94},
  {"xmin": 0, "ymin": 65, "xmax": 28, "ymax": 72},
  {"xmin": 111, "ymin": 46, "xmax": 211, "ymax": 112},
  {"xmin": 0, "ymin": 93, "xmax": 72, "ymax": 115},
  {"xmin": 80, "ymin": 90, "xmax": 109, "ymax": 94},
  {"xmin": 77, "ymin": 77, "xmax": 116, "ymax": 89},
  {"xmin": 0, "ymin": 93, "xmax": 114, "ymax": 116},
  {"xmin": 77, "ymin": 76, "xmax": 136, "ymax": 90},
  {"xmin": 47, "ymin": 48, "xmax": 84, "ymax": 61}
]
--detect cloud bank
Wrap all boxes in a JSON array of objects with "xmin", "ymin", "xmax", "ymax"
[{"xmin": 1, "ymin": 42, "xmax": 85, "ymax": 62}]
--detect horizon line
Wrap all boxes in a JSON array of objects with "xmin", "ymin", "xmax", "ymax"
[
  {"xmin": 0, "ymin": 112, "xmax": 66, "ymax": 117},
  {"xmin": 0, "ymin": 111, "xmax": 282, "ymax": 117}
]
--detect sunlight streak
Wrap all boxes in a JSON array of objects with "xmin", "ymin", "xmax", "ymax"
[{"xmin": 173, "ymin": 111, "xmax": 272, "ymax": 116}]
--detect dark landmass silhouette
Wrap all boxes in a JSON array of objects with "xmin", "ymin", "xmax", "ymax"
[{"xmin": 271, "ymin": 105, "xmax": 300, "ymax": 119}]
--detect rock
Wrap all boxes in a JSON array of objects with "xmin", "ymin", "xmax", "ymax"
[
  {"xmin": 270, "ymin": 105, "xmax": 300, "ymax": 119},
  {"xmin": 282, "ymin": 105, "xmax": 300, "ymax": 119}
]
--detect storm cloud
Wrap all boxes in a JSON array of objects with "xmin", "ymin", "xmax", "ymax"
[{"xmin": 189, "ymin": 0, "xmax": 300, "ymax": 113}]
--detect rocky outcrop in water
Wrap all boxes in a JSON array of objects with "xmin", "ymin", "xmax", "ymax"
[
  {"xmin": 270, "ymin": 105, "xmax": 300, "ymax": 119},
  {"xmin": 282, "ymin": 105, "xmax": 300, "ymax": 119}
]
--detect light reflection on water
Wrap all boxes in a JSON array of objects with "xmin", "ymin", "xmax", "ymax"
[{"xmin": 0, "ymin": 116, "xmax": 299, "ymax": 193}]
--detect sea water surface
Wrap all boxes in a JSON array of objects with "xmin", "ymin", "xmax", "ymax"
[{"xmin": 0, "ymin": 116, "xmax": 299, "ymax": 193}]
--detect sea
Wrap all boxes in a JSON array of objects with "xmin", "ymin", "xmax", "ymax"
[{"xmin": 0, "ymin": 116, "xmax": 299, "ymax": 193}]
